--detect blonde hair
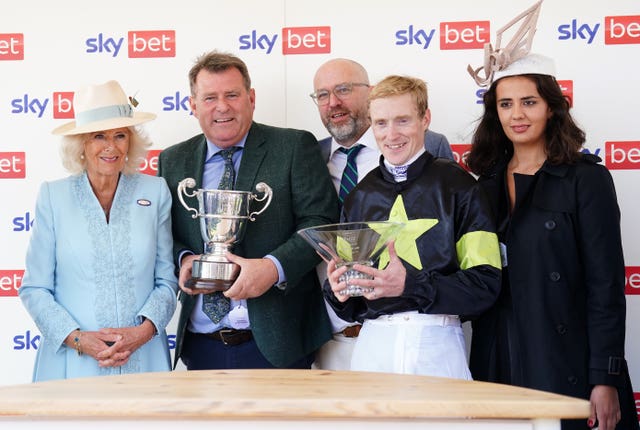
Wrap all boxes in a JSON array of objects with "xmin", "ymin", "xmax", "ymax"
[
  {"xmin": 59, "ymin": 126, "xmax": 152, "ymax": 175},
  {"xmin": 368, "ymin": 75, "xmax": 429, "ymax": 117}
]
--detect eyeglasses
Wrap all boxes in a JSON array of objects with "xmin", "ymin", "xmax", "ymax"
[{"xmin": 310, "ymin": 82, "xmax": 369, "ymax": 106}]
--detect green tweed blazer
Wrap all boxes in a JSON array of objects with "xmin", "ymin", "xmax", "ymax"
[{"xmin": 158, "ymin": 122, "xmax": 339, "ymax": 368}]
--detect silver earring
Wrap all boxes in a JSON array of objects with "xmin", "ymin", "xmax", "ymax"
[
  {"xmin": 80, "ymin": 154, "xmax": 85, "ymax": 159},
  {"xmin": 125, "ymin": 156, "xmax": 129, "ymax": 162}
]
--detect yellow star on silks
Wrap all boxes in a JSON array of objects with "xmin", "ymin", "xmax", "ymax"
[{"xmin": 378, "ymin": 195, "xmax": 438, "ymax": 270}]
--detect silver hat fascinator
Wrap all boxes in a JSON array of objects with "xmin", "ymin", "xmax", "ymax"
[{"xmin": 467, "ymin": 1, "xmax": 555, "ymax": 87}]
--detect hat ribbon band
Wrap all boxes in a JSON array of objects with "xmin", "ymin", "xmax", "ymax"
[{"xmin": 75, "ymin": 104, "xmax": 133, "ymax": 126}]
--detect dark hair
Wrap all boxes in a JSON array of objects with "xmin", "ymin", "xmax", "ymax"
[
  {"xmin": 466, "ymin": 74, "xmax": 585, "ymax": 176},
  {"xmin": 188, "ymin": 51, "xmax": 252, "ymax": 96}
]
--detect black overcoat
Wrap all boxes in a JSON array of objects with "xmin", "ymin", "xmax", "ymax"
[{"xmin": 469, "ymin": 154, "xmax": 638, "ymax": 430}]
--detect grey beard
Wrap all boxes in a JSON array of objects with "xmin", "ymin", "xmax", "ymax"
[{"xmin": 327, "ymin": 117, "xmax": 361, "ymax": 145}]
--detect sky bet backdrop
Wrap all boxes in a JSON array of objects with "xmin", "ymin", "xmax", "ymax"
[{"xmin": 0, "ymin": 0, "xmax": 638, "ymax": 411}]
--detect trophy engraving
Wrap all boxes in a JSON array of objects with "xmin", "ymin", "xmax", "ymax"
[
  {"xmin": 297, "ymin": 221, "xmax": 404, "ymax": 296},
  {"xmin": 178, "ymin": 178, "xmax": 273, "ymax": 291}
]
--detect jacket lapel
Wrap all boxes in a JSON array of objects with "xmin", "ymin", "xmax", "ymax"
[
  {"xmin": 236, "ymin": 123, "xmax": 267, "ymax": 192},
  {"xmin": 189, "ymin": 136, "xmax": 207, "ymax": 189}
]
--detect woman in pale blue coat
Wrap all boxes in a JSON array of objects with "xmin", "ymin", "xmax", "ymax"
[{"xmin": 19, "ymin": 80, "xmax": 178, "ymax": 381}]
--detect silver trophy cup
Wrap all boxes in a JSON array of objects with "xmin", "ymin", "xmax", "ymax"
[{"xmin": 178, "ymin": 178, "xmax": 273, "ymax": 291}]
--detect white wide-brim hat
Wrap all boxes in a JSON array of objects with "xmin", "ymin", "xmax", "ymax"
[
  {"xmin": 52, "ymin": 80, "xmax": 156, "ymax": 135},
  {"xmin": 493, "ymin": 53, "xmax": 556, "ymax": 82}
]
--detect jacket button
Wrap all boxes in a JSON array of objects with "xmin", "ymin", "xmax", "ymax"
[
  {"xmin": 544, "ymin": 220, "xmax": 556, "ymax": 230},
  {"xmin": 556, "ymin": 324, "xmax": 567, "ymax": 334},
  {"xmin": 549, "ymin": 272, "xmax": 561, "ymax": 281},
  {"xmin": 568, "ymin": 376, "xmax": 578, "ymax": 385}
]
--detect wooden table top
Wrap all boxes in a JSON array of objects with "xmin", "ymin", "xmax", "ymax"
[{"xmin": 0, "ymin": 369, "xmax": 591, "ymax": 420}]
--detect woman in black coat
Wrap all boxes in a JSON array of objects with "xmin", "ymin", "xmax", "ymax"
[{"xmin": 466, "ymin": 53, "xmax": 638, "ymax": 430}]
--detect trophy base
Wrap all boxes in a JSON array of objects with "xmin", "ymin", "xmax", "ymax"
[
  {"xmin": 337, "ymin": 261, "xmax": 374, "ymax": 297},
  {"xmin": 189, "ymin": 259, "xmax": 239, "ymax": 291},
  {"xmin": 185, "ymin": 277, "xmax": 234, "ymax": 292}
]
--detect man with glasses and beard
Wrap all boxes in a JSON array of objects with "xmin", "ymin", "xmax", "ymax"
[{"xmin": 309, "ymin": 58, "xmax": 454, "ymax": 370}]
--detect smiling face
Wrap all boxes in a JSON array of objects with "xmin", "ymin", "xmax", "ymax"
[
  {"xmin": 495, "ymin": 75, "xmax": 552, "ymax": 150},
  {"xmin": 83, "ymin": 127, "xmax": 129, "ymax": 181},
  {"xmin": 369, "ymin": 93, "xmax": 430, "ymax": 166},
  {"xmin": 313, "ymin": 59, "xmax": 371, "ymax": 147},
  {"xmin": 190, "ymin": 67, "xmax": 256, "ymax": 148}
]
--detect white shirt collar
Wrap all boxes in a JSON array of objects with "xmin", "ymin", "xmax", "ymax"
[
  {"xmin": 330, "ymin": 127, "xmax": 378, "ymax": 157},
  {"xmin": 205, "ymin": 133, "xmax": 248, "ymax": 162}
]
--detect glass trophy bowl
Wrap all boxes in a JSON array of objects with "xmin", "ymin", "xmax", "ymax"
[{"xmin": 297, "ymin": 221, "xmax": 404, "ymax": 296}]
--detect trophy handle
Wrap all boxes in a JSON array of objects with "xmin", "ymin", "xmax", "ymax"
[
  {"xmin": 248, "ymin": 182, "xmax": 273, "ymax": 221},
  {"xmin": 177, "ymin": 178, "xmax": 199, "ymax": 219}
]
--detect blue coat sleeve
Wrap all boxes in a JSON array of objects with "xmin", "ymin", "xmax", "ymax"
[{"xmin": 19, "ymin": 182, "xmax": 79, "ymax": 352}]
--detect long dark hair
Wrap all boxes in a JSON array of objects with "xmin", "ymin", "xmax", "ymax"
[{"xmin": 466, "ymin": 74, "xmax": 586, "ymax": 176}]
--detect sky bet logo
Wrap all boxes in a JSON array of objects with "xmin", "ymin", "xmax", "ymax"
[
  {"xmin": 558, "ymin": 20, "xmax": 599, "ymax": 44},
  {"xmin": 557, "ymin": 80, "xmax": 573, "ymax": 107},
  {"xmin": 162, "ymin": 91, "xmax": 191, "ymax": 113},
  {"xmin": 0, "ymin": 33, "xmax": 24, "ymax": 60},
  {"xmin": 0, "ymin": 152, "xmax": 26, "ymax": 179},
  {"xmin": 11, "ymin": 94, "xmax": 49, "ymax": 118},
  {"xmin": 605, "ymin": 141, "xmax": 640, "ymax": 170},
  {"xmin": 85, "ymin": 30, "xmax": 176, "ymax": 58},
  {"xmin": 53, "ymin": 92, "xmax": 74, "ymax": 119},
  {"xmin": 13, "ymin": 332, "xmax": 177, "ymax": 350},
  {"xmin": 452, "ymin": 142, "xmax": 604, "ymax": 171},
  {"xmin": 0, "ymin": 270, "xmax": 22, "ymax": 297},
  {"xmin": 395, "ymin": 26, "xmax": 436, "ymax": 49},
  {"xmin": 558, "ymin": 15, "xmax": 640, "ymax": 44},
  {"xmin": 13, "ymin": 331, "xmax": 40, "ymax": 351},
  {"xmin": 395, "ymin": 21, "xmax": 489, "ymax": 50},
  {"xmin": 451, "ymin": 144, "xmax": 471, "ymax": 171},
  {"xmin": 440, "ymin": 21, "xmax": 489, "ymax": 49},
  {"xmin": 605, "ymin": 15, "xmax": 640, "ymax": 44},
  {"xmin": 13, "ymin": 211, "xmax": 34, "ymax": 232},
  {"xmin": 627, "ymin": 267, "xmax": 640, "ymax": 295},
  {"xmin": 140, "ymin": 149, "xmax": 161, "ymax": 176},
  {"xmin": 11, "ymin": 91, "xmax": 77, "ymax": 119},
  {"xmin": 238, "ymin": 26, "xmax": 331, "ymax": 54}
]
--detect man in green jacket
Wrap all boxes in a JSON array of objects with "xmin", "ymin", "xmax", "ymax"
[{"xmin": 158, "ymin": 50, "xmax": 338, "ymax": 370}]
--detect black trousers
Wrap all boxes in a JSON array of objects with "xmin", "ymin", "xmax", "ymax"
[{"xmin": 181, "ymin": 330, "xmax": 314, "ymax": 370}]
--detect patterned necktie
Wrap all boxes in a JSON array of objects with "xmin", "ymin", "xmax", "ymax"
[
  {"xmin": 202, "ymin": 147, "xmax": 240, "ymax": 324},
  {"xmin": 338, "ymin": 144, "xmax": 364, "ymax": 204}
]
